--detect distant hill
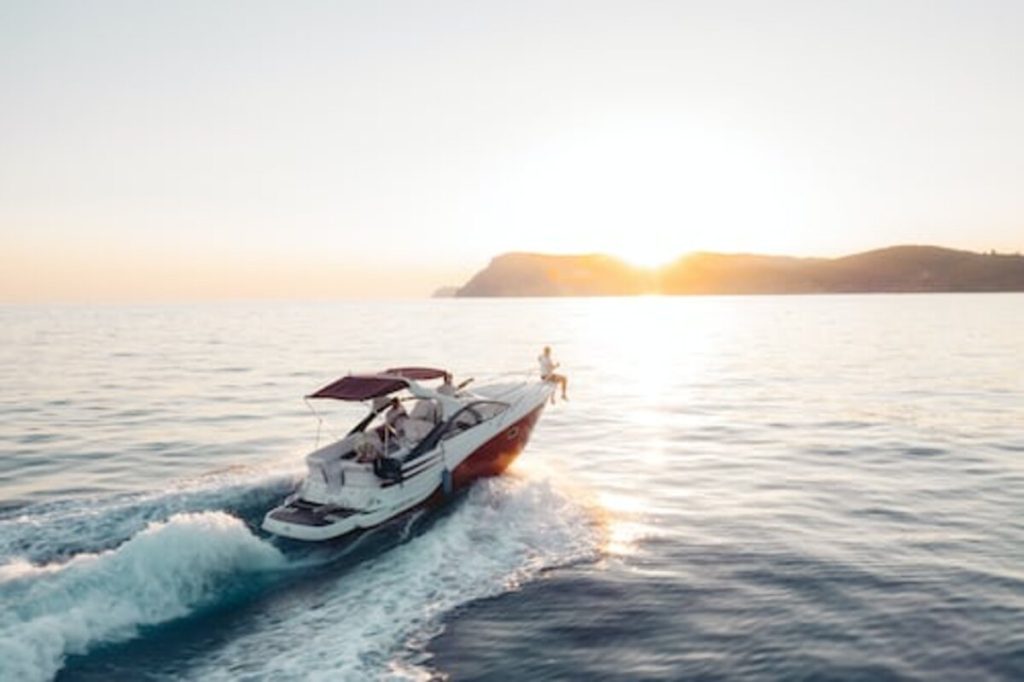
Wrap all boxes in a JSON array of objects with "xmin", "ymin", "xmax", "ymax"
[
  {"xmin": 431, "ymin": 285, "xmax": 460, "ymax": 298},
  {"xmin": 454, "ymin": 246, "xmax": 1024, "ymax": 297},
  {"xmin": 456, "ymin": 252, "xmax": 652, "ymax": 297}
]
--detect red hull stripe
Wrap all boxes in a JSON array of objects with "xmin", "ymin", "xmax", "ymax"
[{"xmin": 451, "ymin": 403, "xmax": 546, "ymax": 489}]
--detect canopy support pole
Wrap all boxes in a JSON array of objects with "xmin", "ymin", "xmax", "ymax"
[{"xmin": 304, "ymin": 398, "xmax": 324, "ymax": 449}]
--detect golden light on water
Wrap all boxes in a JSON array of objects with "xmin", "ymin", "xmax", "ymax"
[
  {"xmin": 575, "ymin": 297, "xmax": 722, "ymax": 402},
  {"xmin": 557, "ymin": 297, "xmax": 747, "ymax": 560},
  {"xmin": 597, "ymin": 492, "xmax": 654, "ymax": 558}
]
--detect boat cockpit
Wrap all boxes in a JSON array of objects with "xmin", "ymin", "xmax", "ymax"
[{"xmin": 300, "ymin": 368, "xmax": 512, "ymax": 490}]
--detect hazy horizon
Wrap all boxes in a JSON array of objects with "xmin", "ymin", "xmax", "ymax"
[{"xmin": 3, "ymin": 1, "xmax": 1022, "ymax": 302}]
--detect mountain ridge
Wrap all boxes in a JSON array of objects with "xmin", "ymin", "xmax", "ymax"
[{"xmin": 453, "ymin": 245, "xmax": 1024, "ymax": 297}]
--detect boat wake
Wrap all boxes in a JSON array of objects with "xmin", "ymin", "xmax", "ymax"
[
  {"xmin": 0, "ymin": 465, "xmax": 299, "ymax": 564},
  {"xmin": 188, "ymin": 474, "xmax": 602, "ymax": 681},
  {"xmin": 0, "ymin": 462, "xmax": 601, "ymax": 681},
  {"xmin": 0, "ymin": 511, "xmax": 286, "ymax": 682}
]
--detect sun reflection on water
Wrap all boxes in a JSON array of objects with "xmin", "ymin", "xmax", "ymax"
[{"xmin": 596, "ymin": 491, "xmax": 656, "ymax": 558}]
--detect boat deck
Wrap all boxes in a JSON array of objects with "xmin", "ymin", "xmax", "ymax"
[{"xmin": 267, "ymin": 499, "xmax": 361, "ymax": 527}]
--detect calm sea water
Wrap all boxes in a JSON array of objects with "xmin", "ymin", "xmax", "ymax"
[{"xmin": 1, "ymin": 296, "xmax": 1022, "ymax": 681}]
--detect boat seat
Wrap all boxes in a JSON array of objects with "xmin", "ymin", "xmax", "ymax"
[
  {"xmin": 401, "ymin": 418, "xmax": 434, "ymax": 444},
  {"xmin": 409, "ymin": 399, "xmax": 438, "ymax": 423}
]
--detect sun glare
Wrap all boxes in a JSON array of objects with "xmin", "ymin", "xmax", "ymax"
[
  {"xmin": 471, "ymin": 117, "xmax": 809, "ymax": 262},
  {"xmin": 613, "ymin": 241, "xmax": 677, "ymax": 269}
]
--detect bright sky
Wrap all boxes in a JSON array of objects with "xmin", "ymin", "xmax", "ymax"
[{"xmin": 2, "ymin": 0, "xmax": 1022, "ymax": 301}]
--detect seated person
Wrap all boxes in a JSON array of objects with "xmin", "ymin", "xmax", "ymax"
[
  {"xmin": 355, "ymin": 431, "xmax": 383, "ymax": 463},
  {"xmin": 384, "ymin": 397, "xmax": 408, "ymax": 437},
  {"xmin": 437, "ymin": 372, "xmax": 457, "ymax": 396},
  {"xmin": 538, "ymin": 346, "xmax": 568, "ymax": 403},
  {"xmin": 385, "ymin": 399, "xmax": 437, "ymax": 449}
]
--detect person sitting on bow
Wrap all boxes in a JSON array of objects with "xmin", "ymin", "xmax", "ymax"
[{"xmin": 538, "ymin": 346, "xmax": 568, "ymax": 403}]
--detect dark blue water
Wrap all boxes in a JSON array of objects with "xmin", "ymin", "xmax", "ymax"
[{"xmin": 1, "ymin": 296, "xmax": 1022, "ymax": 680}]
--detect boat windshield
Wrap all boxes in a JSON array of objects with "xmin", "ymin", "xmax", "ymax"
[
  {"xmin": 399, "ymin": 399, "xmax": 510, "ymax": 464},
  {"xmin": 442, "ymin": 401, "xmax": 509, "ymax": 440}
]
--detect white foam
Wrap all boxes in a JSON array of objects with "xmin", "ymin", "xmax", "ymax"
[
  {"xmin": 187, "ymin": 474, "xmax": 602, "ymax": 681},
  {"xmin": 0, "ymin": 463, "xmax": 300, "ymax": 564},
  {"xmin": 0, "ymin": 511, "xmax": 285, "ymax": 682}
]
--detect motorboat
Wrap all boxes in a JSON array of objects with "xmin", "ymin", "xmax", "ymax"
[{"xmin": 262, "ymin": 366, "xmax": 555, "ymax": 541}]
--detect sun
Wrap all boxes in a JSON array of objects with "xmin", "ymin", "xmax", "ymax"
[
  {"xmin": 611, "ymin": 240, "xmax": 677, "ymax": 269},
  {"xmin": 469, "ymin": 116, "xmax": 810, "ymax": 264}
]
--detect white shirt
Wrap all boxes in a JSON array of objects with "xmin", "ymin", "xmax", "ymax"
[
  {"xmin": 385, "ymin": 405, "xmax": 407, "ymax": 431},
  {"xmin": 538, "ymin": 353, "xmax": 556, "ymax": 377}
]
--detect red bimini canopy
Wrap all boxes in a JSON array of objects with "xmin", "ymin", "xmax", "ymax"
[
  {"xmin": 384, "ymin": 367, "xmax": 448, "ymax": 381},
  {"xmin": 307, "ymin": 367, "xmax": 447, "ymax": 401},
  {"xmin": 307, "ymin": 375, "xmax": 408, "ymax": 401}
]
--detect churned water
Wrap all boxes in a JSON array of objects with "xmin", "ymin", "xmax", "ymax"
[{"xmin": 0, "ymin": 296, "xmax": 1022, "ymax": 681}]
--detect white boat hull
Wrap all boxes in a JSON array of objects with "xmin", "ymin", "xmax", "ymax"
[{"xmin": 262, "ymin": 380, "xmax": 554, "ymax": 541}]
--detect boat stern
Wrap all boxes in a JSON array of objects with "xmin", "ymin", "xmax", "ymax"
[{"xmin": 261, "ymin": 500, "xmax": 365, "ymax": 542}]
